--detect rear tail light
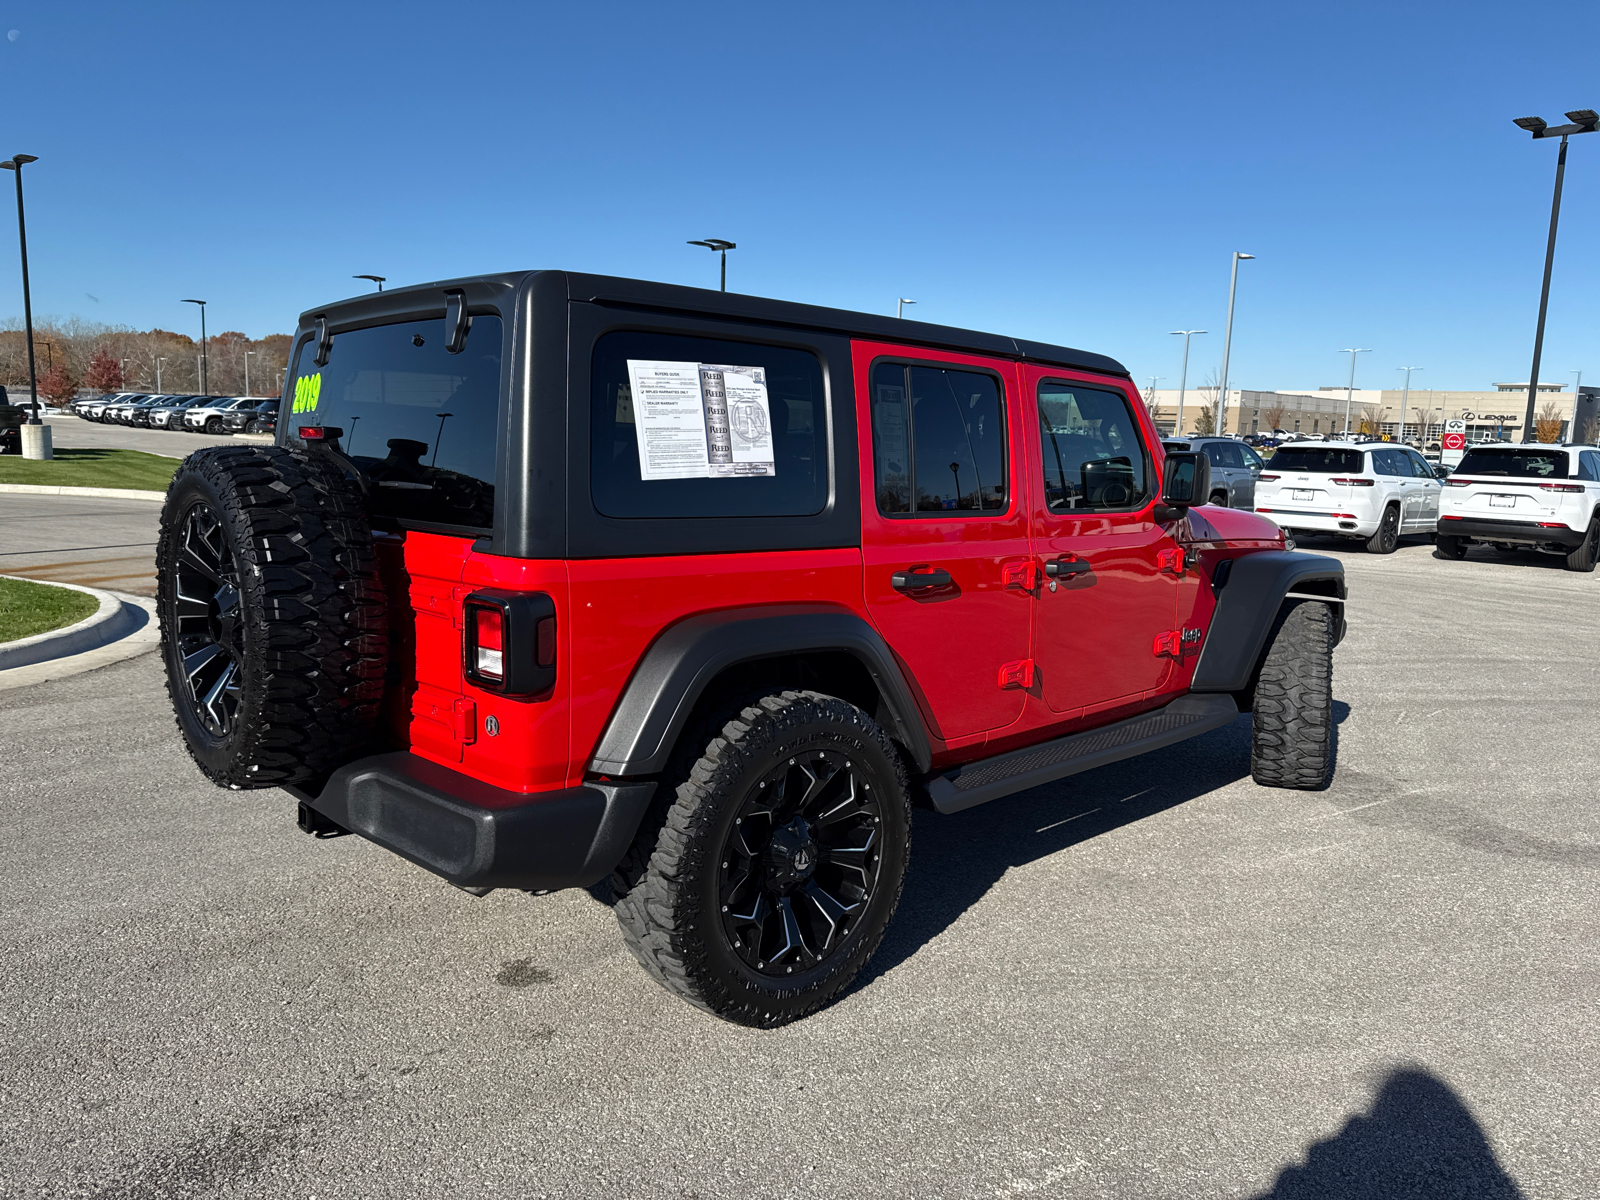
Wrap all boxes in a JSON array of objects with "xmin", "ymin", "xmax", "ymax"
[
  {"xmin": 1258, "ymin": 473, "xmax": 1280, "ymax": 481},
  {"xmin": 1441, "ymin": 514, "xmax": 1463, "ymax": 520},
  {"xmin": 1537, "ymin": 521, "xmax": 1570, "ymax": 529},
  {"xmin": 1539, "ymin": 483, "xmax": 1585, "ymax": 493},
  {"xmin": 1331, "ymin": 513, "xmax": 1356, "ymax": 519},
  {"xmin": 473, "ymin": 608, "xmax": 504, "ymax": 681},
  {"xmin": 1330, "ymin": 477, "xmax": 1375, "ymax": 486},
  {"xmin": 463, "ymin": 591, "xmax": 558, "ymax": 696},
  {"xmin": 1444, "ymin": 479, "xmax": 1469, "ymax": 487}
]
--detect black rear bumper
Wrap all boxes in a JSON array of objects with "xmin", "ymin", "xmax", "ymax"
[
  {"xmin": 1437, "ymin": 517, "xmax": 1586, "ymax": 548},
  {"xmin": 288, "ymin": 752, "xmax": 656, "ymax": 891}
]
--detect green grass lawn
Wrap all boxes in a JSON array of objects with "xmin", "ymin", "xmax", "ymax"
[
  {"xmin": 0, "ymin": 447, "xmax": 178, "ymax": 492},
  {"xmin": 0, "ymin": 576, "xmax": 100, "ymax": 644}
]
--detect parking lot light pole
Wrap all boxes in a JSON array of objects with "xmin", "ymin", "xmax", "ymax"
[
  {"xmin": 897, "ymin": 298, "xmax": 915, "ymax": 318},
  {"xmin": 1215, "ymin": 253, "xmax": 1253, "ymax": 436},
  {"xmin": 183, "ymin": 299, "xmax": 208, "ymax": 394},
  {"xmin": 1, "ymin": 154, "xmax": 41, "ymax": 428},
  {"xmin": 1339, "ymin": 348, "xmax": 1371, "ymax": 435},
  {"xmin": 1395, "ymin": 369, "xmax": 1420, "ymax": 444},
  {"xmin": 1169, "ymin": 329, "xmax": 1206, "ymax": 435},
  {"xmin": 1512, "ymin": 109, "xmax": 1598, "ymax": 443},
  {"xmin": 156, "ymin": 357, "xmax": 164, "ymax": 391},
  {"xmin": 245, "ymin": 350, "xmax": 254, "ymax": 396},
  {"xmin": 687, "ymin": 239, "xmax": 736, "ymax": 291},
  {"xmin": 353, "ymin": 274, "xmax": 385, "ymax": 292}
]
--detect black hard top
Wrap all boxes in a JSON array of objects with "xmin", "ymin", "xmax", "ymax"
[{"xmin": 300, "ymin": 270, "xmax": 1129, "ymax": 379}]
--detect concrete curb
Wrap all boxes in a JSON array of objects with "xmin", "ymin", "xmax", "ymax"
[
  {"xmin": 0, "ymin": 483, "xmax": 167, "ymax": 501},
  {"xmin": 0, "ymin": 577, "xmax": 145, "ymax": 669},
  {"xmin": 0, "ymin": 580, "xmax": 158, "ymax": 690}
]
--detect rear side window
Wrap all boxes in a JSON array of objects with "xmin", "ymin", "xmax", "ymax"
[
  {"xmin": 1580, "ymin": 452, "xmax": 1600, "ymax": 481},
  {"xmin": 871, "ymin": 362, "xmax": 1007, "ymax": 515},
  {"xmin": 1203, "ymin": 441, "xmax": 1244, "ymax": 469},
  {"xmin": 591, "ymin": 331, "xmax": 828, "ymax": 519},
  {"xmin": 1372, "ymin": 448, "xmax": 1408, "ymax": 476},
  {"xmin": 289, "ymin": 315, "xmax": 502, "ymax": 531},
  {"xmin": 1269, "ymin": 447, "xmax": 1363, "ymax": 473},
  {"xmin": 1036, "ymin": 382, "xmax": 1148, "ymax": 512},
  {"xmin": 1455, "ymin": 448, "xmax": 1569, "ymax": 478}
]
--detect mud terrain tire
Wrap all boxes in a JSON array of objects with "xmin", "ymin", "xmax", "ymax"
[
  {"xmin": 156, "ymin": 445, "xmax": 387, "ymax": 789},
  {"xmin": 1250, "ymin": 600, "xmax": 1334, "ymax": 790},
  {"xmin": 614, "ymin": 690, "xmax": 911, "ymax": 1027}
]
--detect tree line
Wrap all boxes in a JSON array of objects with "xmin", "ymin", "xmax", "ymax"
[{"xmin": 0, "ymin": 318, "xmax": 291, "ymax": 406}]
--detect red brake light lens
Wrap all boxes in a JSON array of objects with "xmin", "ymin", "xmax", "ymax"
[
  {"xmin": 1258, "ymin": 473, "xmax": 1280, "ymax": 481},
  {"xmin": 1444, "ymin": 479, "xmax": 1469, "ymax": 486},
  {"xmin": 535, "ymin": 616, "xmax": 556, "ymax": 667},
  {"xmin": 473, "ymin": 607, "xmax": 504, "ymax": 680},
  {"xmin": 1330, "ymin": 477, "xmax": 1375, "ymax": 487},
  {"xmin": 1539, "ymin": 483, "xmax": 1585, "ymax": 493}
]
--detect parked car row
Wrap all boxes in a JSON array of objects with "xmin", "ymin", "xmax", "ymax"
[
  {"xmin": 1160, "ymin": 433, "xmax": 1599, "ymax": 569},
  {"xmin": 72, "ymin": 392, "xmax": 279, "ymax": 435}
]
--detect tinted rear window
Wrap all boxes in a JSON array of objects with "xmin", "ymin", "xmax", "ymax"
[
  {"xmin": 288, "ymin": 315, "xmax": 502, "ymax": 530},
  {"xmin": 591, "ymin": 331, "xmax": 828, "ymax": 519},
  {"xmin": 1455, "ymin": 448, "xmax": 1569, "ymax": 478},
  {"xmin": 1269, "ymin": 447, "xmax": 1363, "ymax": 473}
]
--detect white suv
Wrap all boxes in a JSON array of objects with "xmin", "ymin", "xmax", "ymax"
[
  {"xmin": 1436, "ymin": 443, "xmax": 1600, "ymax": 572},
  {"xmin": 1253, "ymin": 442, "xmax": 1440, "ymax": 554}
]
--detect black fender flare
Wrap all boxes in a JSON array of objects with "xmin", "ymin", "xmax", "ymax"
[
  {"xmin": 1190, "ymin": 550, "xmax": 1346, "ymax": 694},
  {"xmin": 587, "ymin": 604, "xmax": 933, "ymax": 777}
]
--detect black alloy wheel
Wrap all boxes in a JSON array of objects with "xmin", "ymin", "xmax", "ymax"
[
  {"xmin": 205, "ymin": 417, "xmax": 224, "ymax": 435},
  {"xmin": 719, "ymin": 748, "xmax": 884, "ymax": 977},
  {"xmin": 169, "ymin": 502, "xmax": 245, "ymax": 737},
  {"xmin": 614, "ymin": 690, "xmax": 911, "ymax": 1026},
  {"xmin": 1366, "ymin": 504, "xmax": 1400, "ymax": 554}
]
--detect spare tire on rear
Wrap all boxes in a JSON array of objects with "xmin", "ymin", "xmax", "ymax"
[{"xmin": 156, "ymin": 445, "xmax": 387, "ymax": 789}]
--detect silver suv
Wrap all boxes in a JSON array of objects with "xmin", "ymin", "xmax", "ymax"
[{"xmin": 1162, "ymin": 436, "xmax": 1265, "ymax": 509}]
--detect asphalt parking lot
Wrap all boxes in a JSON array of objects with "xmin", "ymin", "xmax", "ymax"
[{"xmin": 3, "ymin": 534, "xmax": 1597, "ymax": 1198}]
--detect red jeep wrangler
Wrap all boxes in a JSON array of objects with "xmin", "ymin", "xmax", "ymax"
[{"xmin": 156, "ymin": 272, "xmax": 1345, "ymax": 1026}]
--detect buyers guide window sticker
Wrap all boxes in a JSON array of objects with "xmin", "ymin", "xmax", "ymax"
[{"xmin": 625, "ymin": 360, "xmax": 776, "ymax": 480}]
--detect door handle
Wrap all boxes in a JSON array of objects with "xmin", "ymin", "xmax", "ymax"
[
  {"xmin": 1044, "ymin": 558, "xmax": 1092, "ymax": 578},
  {"xmin": 891, "ymin": 566, "xmax": 953, "ymax": 592}
]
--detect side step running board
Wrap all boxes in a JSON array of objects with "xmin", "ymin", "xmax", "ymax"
[{"xmin": 926, "ymin": 693, "xmax": 1239, "ymax": 815}]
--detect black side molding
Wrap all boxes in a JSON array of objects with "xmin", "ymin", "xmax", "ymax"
[
  {"xmin": 1190, "ymin": 550, "xmax": 1346, "ymax": 694},
  {"xmin": 588, "ymin": 604, "xmax": 933, "ymax": 777},
  {"xmin": 926, "ymin": 693, "xmax": 1239, "ymax": 814}
]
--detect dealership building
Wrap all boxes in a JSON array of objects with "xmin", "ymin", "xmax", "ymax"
[{"xmin": 1146, "ymin": 382, "xmax": 1596, "ymax": 442}]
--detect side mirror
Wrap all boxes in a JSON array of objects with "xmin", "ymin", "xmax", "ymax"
[{"xmin": 1158, "ymin": 451, "xmax": 1211, "ymax": 515}]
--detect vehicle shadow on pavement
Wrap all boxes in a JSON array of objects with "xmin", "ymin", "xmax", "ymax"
[
  {"xmin": 857, "ymin": 704, "xmax": 1351, "ymax": 989},
  {"xmin": 857, "ymin": 716, "xmax": 1255, "ymax": 987},
  {"xmin": 1249, "ymin": 1066, "xmax": 1525, "ymax": 1198}
]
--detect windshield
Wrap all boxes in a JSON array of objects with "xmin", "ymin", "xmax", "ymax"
[
  {"xmin": 288, "ymin": 314, "xmax": 502, "ymax": 530},
  {"xmin": 1454, "ymin": 447, "xmax": 1569, "ymax": 478},
  {"xmin": 1267, "ymin": 447, "xmax": 1363, "ymax": 473}
]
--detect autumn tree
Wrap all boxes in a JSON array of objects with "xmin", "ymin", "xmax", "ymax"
[
  {"xmin": 84, "ymin": 347, "xmax": 125, "ymax": 394},
  {"xmin": 1535, "ymin": 402, "xmax": 1565, "ymax": 443},
  {"xmin": 1262, "ymin": 403, "xmax": 1288, "ymax": 433},
  {"xmin": 1357, "ymin": 405, "xmax": 1385, "ymax": 437},
  {"xmin": 37, "ymin": 362, "xmax": 77, "ymax": 406}
]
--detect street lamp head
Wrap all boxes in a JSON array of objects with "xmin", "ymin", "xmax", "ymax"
[
  {"xmin": 1566, "ymin": 109, "xmax": 1599, "ymax": 131},
  {"xmin": 11, "ymin": 154, "xmax": 37, "ymax": 165},
  {"xmin": 182, "ymin": 298, "xmax": 206, "ymax": 306},
  {"xmin": 688, "ymin": 238, "xmax": 736, "ymax": 252},
  {"xmin": 1169, "ymin": 329, "xmax": 1207, "ymax": 335},
  {"xmin": 354, "ymin": 274, "xmax": 386, "ymax": 290},
  {"xmin": 1513, "ymin": 115, "xmax": 1549, "ymax": 136},
  {"xmin": 1236, "ymin": 253, "xmax": 1255, "ymax": 260}
]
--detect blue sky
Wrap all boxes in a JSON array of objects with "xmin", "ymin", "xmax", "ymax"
[{"xmin": 0, "ymin": 0, "xmax": 1596, "ymax": 391}]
